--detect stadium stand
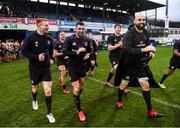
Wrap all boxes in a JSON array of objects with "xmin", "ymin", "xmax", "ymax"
[
  {"xmin": 0, "ymin": 0, "xmax": 167, "ymax": 64},
  {"xmin": 0, "ymin": 1, "xmax": 140, "ymax": 24}
]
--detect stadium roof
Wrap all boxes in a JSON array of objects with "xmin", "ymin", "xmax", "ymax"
[
  {"xmin": 1, "ymin": 0, "xmax": 165, "ymax": 14},
  {"xmin": 59, "ymin": 0, "xmax": 165, "ymax": 12}
]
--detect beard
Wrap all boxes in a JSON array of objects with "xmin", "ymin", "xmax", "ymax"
[
  {"xmin": 115, "ymin": 31, "xmax": 121, "ymax": 36},
  {"xmin": 61, "ymin": 38, "xmax": 65, "ymax": 42},
  {"xmin": 135, "ymin": 24, "xmax": 145, "ymax": 30},
  {"xmin": 78, "ymin": 32, "xmax": 84, "ymax": 37}
]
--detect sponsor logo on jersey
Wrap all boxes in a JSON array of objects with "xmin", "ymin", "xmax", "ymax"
[
  {"xmin": 47, "ymin": 40, "xmax": 51, "ymax": 45},
  {"xmin": 125, "ymin": 76, "xmax": 130, "ymax": 80},
  {"xmin": 72, "ymin": 42, "xmax": 77, "ymax": 46},
  {"xmin": 35, "ymin": 41, "xmax": 39, "ymax": 47}
]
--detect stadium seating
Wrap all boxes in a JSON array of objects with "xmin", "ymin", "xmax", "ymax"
[{"xmin": 0, "ymin": 2, "xmax": 133, "ymax": 24}]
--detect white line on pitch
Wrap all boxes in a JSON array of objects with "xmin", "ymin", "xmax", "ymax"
[{"xmin": 86, "ymin": 76, "xmax": 180, "ymax": 109}]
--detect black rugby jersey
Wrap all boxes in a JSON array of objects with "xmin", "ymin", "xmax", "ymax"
[
  {"xmin": 172, "ymin": 41, "xmax": 180, "ymax": 60},
  {"xmin": 22, "ymin": 31, "xmax": 53, "ymax": 68},
  {"xmin": 64, "ymin": 34, "xmax": 91, "ymax": 71},
  {"xmin": 107, "ymin": 33, "xmax": 123, "ymax": 56},
  {"xmin": 123, "ymin": 27, "xmax": 151, "ymax": 67}
]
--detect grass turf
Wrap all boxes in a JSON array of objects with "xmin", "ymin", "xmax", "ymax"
[{"xmin": 0, "ymin": 46, "xmax": 179, "ymax": 127}]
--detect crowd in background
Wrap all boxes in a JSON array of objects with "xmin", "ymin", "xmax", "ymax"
[{"xmin": 0, "ymin": 39, "xmax": 21, "ymax": 63}]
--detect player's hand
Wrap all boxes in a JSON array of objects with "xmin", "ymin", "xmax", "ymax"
[
  {"xmin": 59, "ymin": 52, "xmax": 63, "ymax": 56},
  {"xmin": 117, "ymin": 41, "xmax": 123, "ymax": 48},
  {"xmin": 142, "ymin": 45, "xmax": 156, "ymax": 53},
  {"xmin": 83, "ymin": 54, "xmax": 90, "ymax": 60},
  {"xmin": 64, "ymin": 56, "xmax": 69, "ymax": 59},
  {"xmin": 77, "ymin": 47, "xmax": 86, "ymax": 55},
  {"xmin": 149, "ymin": 52, "xmax": 155, "ymax": 59},
  {"xmin": 91, "ymin": 60, "xmax": 96, "ymax": 66},
  {"xmin": 50, "ymin": 59, "xmax": 54, "ymax": 64},
  {"xmin": 38, "ymin": 53, "xmax": 45, "ymax": 61}
]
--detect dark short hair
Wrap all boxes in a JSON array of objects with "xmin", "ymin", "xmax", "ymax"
[
  {"xmin": 76, "ymin": 21, "xmax": 85, "ymax": 26},
  {"xmin": 59, "ymin": 31, "xmax": 65, "ymax": 34},
  {"xmin": 114, "ymin": 24, "xmax": 121, "ymax": 28}
]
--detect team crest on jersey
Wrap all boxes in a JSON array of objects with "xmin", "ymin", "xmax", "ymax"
[
  {"xmin": 125, "ymin": 76, "xmax": 130, "ymax": 80},
  {"xmin": 47, "ymin": 40, "xmax": 51, "ymax": 45},
  {"xmin": 171, "ymin": 66, "xmax": 175, "ymax": 70},
  {"xmin": 72, "ymin": 42, "xmax": 77, "ymax": 46},
  {"xmin": 35, "ymin": 41, "xmax": 39, "ymax": 47}
]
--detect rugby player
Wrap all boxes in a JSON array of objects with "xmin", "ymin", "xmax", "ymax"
[
  {"xmin": 159, "ymin": 40, "xmax": 180, "ymax": 88},
  {"xmin": 21, "ymin": 18, "xmax": 55, "ymax": 123},
  {"xmin": 53, "ymin": 31, "xmax": 70, "ymax": 94},
  {"xmin": 114, "ymin": 13, "xmax": 164, "ymax": 118},
  {"xmin": 64, "ymin": 22, "xmax": 91, "ymax": 122}
]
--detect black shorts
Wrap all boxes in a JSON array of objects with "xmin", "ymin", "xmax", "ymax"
[
  {"xmin": 8, "ymin": 51, "xmax": 15, "ymax": 55},
  {"xmin": 4, "ymin": 51, "xmax": 9, "ymax": 56},
  {"xmin": 57, "ymin": 59, "xmax": 68, "ymax": 68},
  {"xmin": 29, "ymin": 67, "xmax": 52, "ymax": 85},
  {"xmin": 169, "ymin": 58, "xmax": 180, "ymax": 70},
  {"xmin": 90, "ymin": 54, "xmax": 96, "ymax": 61},
  {"xmin": 122, "ymin": 66, "xmax": 148, "ymax": 81},
  {"xmin": 69, "ymin": 70, "xmax": 86, "ymax": 82},
  {"xmin": 109, "ymin": 55, "xmax": 119, "ymax": 67},
  {"xmin": 85, "ymin": 58, "xmax": 91, "ymax": 70},
  {"xmin": 57, "ymin": 61, "xmax": 68, "ymax": 69},
  {"xmin": 15, "ymin": 51, "xmax": 19, "ymax": 54}
]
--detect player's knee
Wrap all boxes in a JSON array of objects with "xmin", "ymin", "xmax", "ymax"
[
  {"xmin": 168, "ymin": 70, "xmax": 174, "ymax": 75},
  {"xmin": 111, "ymin": 64, "xmax": 118, "ymax": 73},
  {"xmin": 121, "ymin": 79, "xmax": 129, "ymax": 85},
  {"xmin": 140, "ymin": 81, "xmax": 150, "ymax": 91},
  {"xmin": 73, "ymin": 88, "xmax": 80, "ymax": 95},
  {"xmin": 79, "ymin": 81, "xmax": 84, "ymax": 87},
  {"xmin": 142, "ymin": 85, "xmax": 150, "ymax": 91},
  {"xmin": 91, "ymin": 60, "xmax": 95, "ymax": 66},
  {"xmin": 110, "ymin": 68, "xmax": 115, "ymax": 73},
  {"xmin": 44, "ymin": 88, "xmax": 52, "ymax": 96},
  {"xmin": 120, "ymin": 79, "xmax": 129, "ymax": 90},
  {"xmin": 32, "ymin": 85, "xmax": 39, "ymax": 92},
  {"xmin": 43, "ymin": 83, "xmax": 52, "ymax": 96}
]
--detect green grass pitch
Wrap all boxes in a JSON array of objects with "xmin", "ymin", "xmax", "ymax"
[{"xmin": 0, "ymin": 46, "xmax": 179, "ymax": 127}]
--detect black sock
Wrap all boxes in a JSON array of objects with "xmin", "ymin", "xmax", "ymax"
[
  {"xmin": 79, "ymin": 89, "xmax": 83, "ymax": 95},
  {"xmin": 32, "ymin": 91, "xmax": 37, "ymax": 101},
  {"xmin": 73, "ymin": 94, "xmax": 81, "ymax": 112},
  {"xmin": 91, "ymin": 66, "xmax": 94, "ymax": 71},
  {"xmin": 86, "ymin": 66, "xmax": 90, "ymax": 73},
  {"xmin": 62, "ymin": 85, "xmax": 66, "ymax": 90},
  {"xmin": 45, "ymin": 96, "xmax": 52, "ymax": 114},
  {"xmin": 142, "ymin": 91, "xmax": 152, "ymax": 111},
  {"xmin": 118, "ymin": 88, "xmax": 124, "ymax": 102},
  {"xmin": 160, "ymin": 74, "xmax": 168, "ymax": 84},
  {"xmin": 107, "ymin": 72, "xmax": 114, "ymax": 82}
]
